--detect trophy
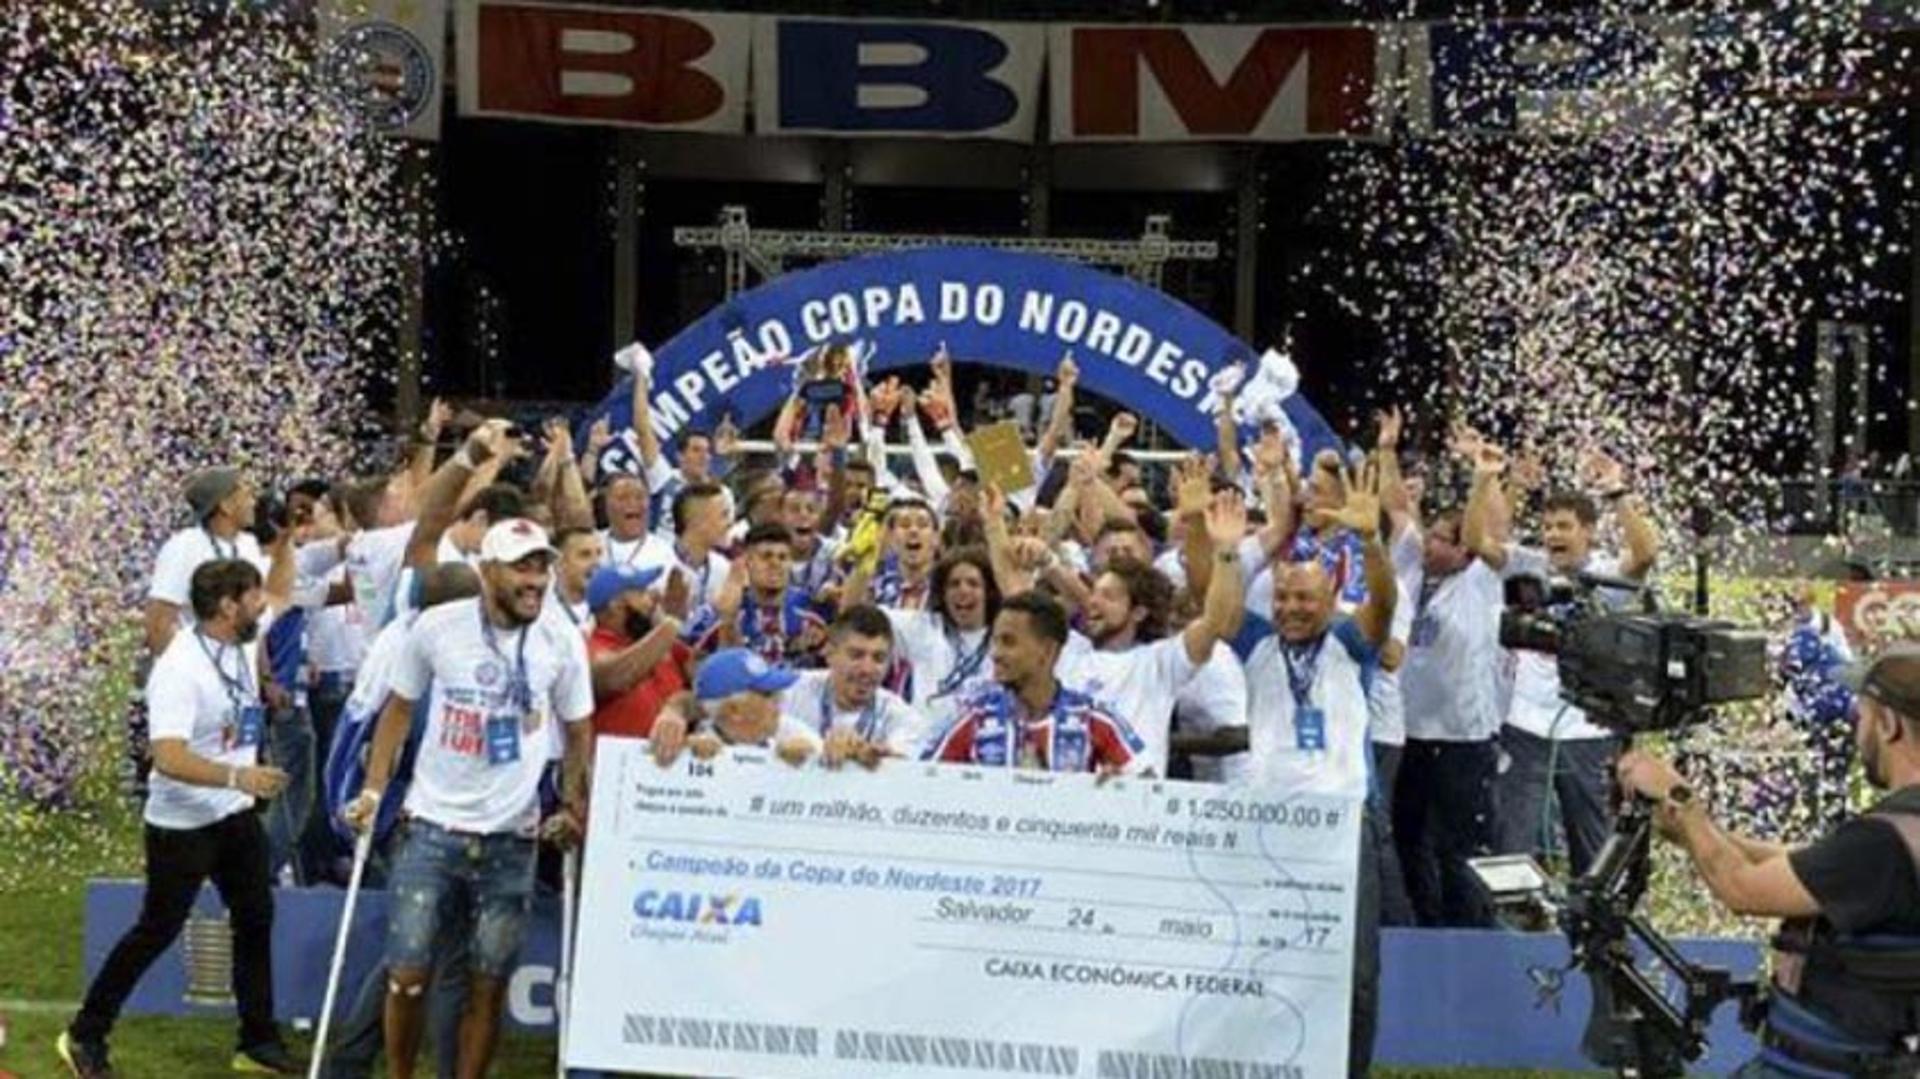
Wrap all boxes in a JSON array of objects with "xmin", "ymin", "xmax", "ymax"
[{"xmin": 793, "ymin": 341, "xmax": 868, "ymax": 440}]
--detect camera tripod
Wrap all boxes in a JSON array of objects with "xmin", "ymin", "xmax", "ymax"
[{"xmin": 1559, "ymin": 798, "xmax": 1761, "ymax": 1078}]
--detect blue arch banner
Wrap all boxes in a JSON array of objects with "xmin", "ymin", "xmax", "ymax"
[{"xmin": 586, "ymin": 246, "xmax": 1340, "ymax": 460}]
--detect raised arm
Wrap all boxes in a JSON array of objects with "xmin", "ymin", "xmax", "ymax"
[
  {"xmin": 408, "ymin": 397, "xmax": 451, "ymax": 496},
  {"xmin": 1374, "ymin": 408, "xmax": 1419, "ymax": 537},
  {"xmin": 591, "ymin": 618, "xmax": 683, "ymax": 699},
  {"xmin": 550, "ymin": 421, "xmax": 595, "ymax": 532},
  {"xmin": 1182, "ymin": 492, "xmax": 1249, "ymax": 666},
  {"xmin": 1585, "ymin": 450, "xmax": 1660, "ymax": 579},
  {"xmin": 1035, "ymin": 354, "xmax": 1078, "ymax": 469},
  {"xmin": 406, "ymin": 421, "xmax": 511, "ymax": 568},
  {"xmin": 1216, "ymin": 388, "xmax": 1243, "ymax": 482},
  {"xmin": 1250, "ymin": 427, "xmax": 1297, "ymax": 561},
  {"xmin": 630, "ymin": 365, "xmax": 663, "ymax": 473},
  {"xmin": 1173, "ymin": 455, "xmax": 1218, "ymax": 607},
  {"xmin": 900, "ymin": 387, "xmax": 952, "ymax": 509},
  {"xmin": 576, "ymin": 416, "xmax": 611, "ymax": 489},
  {"xmin": 528, "ymin": 417, "xmax": 566, "ymax": 511},
  {"xmin": 1460, "ymin": 433, "xmax": 1511, "ymax": 572},
  {"xmin": 1330, "ymin": 462, "xmax": 1396, "ymax": 646}
]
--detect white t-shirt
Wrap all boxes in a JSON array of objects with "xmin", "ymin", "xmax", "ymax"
[
  {"xmin": 1501, "ymin": 548, "xmax": 1638, "ymax": 741},
  {"xmin": 544, "ymin": 583, "xmax": 591, "ymax": 634},
  {"xmin": 346, "ymin": 523, "xmax": 413, "ymax": 630},
  {"xmin": 143, "ymin": 629, "xmax": 262, "ymax": 829},
  {"xmin": 883, "ymin": 608, "xmax": 993, "ymax": 710},
  {"xmin": 436, "ymin": 534, "xmax": 474, "ymax": 567},
  {"xmin": 1058, "ymin": 632, "xmax": 1200, "ymax": 776},
  {"xmin": 600, "ymin": 528, "xmax": 677, "ymax": 575},
  {"xmin": 1246, "ymin": 620, "xmax": 1376, "ymax": 800},
  {"xmin": 390, "ymin": 598, "xmax": 595, "ymax": 835},
  {"xmin": 1362, "ymin": 525, "xmax": 1420, "ymax": 748},
  {"xmin": 665, "ymin": 544, "xmax": 733, "ymax": 613},
  {"xmin": 779, "ymin": 669, "xmax": 931, "ymax": 759},
  {"xmin": 1398, "ymin": 556, "xmax": 1506, "ymax": 743},
  {"xmin": 345, "ymin": 616, "xmax": 412, "ymax": 724},
  {"xmin": 148, "ymin": 527, "xmax": 268, "ymax": 624},
  {"xmin": 1176, "ymin": 642, "xmax": 1251, "ymax": 784},
  {"xmin": 307, "ymin": 566, "xmax": 367, "ymax": 675}
]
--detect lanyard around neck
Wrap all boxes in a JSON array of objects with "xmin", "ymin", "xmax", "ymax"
[{"xmin": 195, "ymin": 628, "xmax": 254, "ymax": 711}]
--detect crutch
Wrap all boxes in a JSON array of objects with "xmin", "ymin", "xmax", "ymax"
[
  {"xmin": 307, "ymin": 828, "xmax": 375, "ymax": 1079},
  {"xmin": 554, "ymin": 847, "xmax": 580, "ymax": 1079}
]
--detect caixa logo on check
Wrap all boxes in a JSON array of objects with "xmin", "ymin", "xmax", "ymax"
[{"xmin": 632, "ymin": 887, "xmax": 765, "ymax": 941}]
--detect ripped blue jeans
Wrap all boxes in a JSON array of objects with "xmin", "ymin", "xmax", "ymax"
[{"xmin": 384, "ymin": 819, "xmax": 535, "ymax": 978}]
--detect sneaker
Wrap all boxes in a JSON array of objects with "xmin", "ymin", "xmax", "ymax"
[
  {"xmin": 232, "ymin": 1041, "xmax": 303, "ymax": 1074},
  {"xmin": 56, "ymin": 1030, "xmax": 113, "ymax": 1078}
]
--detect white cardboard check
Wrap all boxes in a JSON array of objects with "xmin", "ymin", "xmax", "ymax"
[{"xmin": 566, "ymin": 738, "xmax": 1362, "ymax": 1078}]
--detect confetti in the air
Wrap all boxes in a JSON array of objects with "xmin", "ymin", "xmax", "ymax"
[
  {"xmin": 0, "ymin": 0, "xmax": 412, "ymax": 864},
  {"xmin": 1318, "ymin": 0, "xmax": 1910, "ymax": 933}
]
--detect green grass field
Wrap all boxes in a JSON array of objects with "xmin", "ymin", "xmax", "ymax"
[{"xmin": 0, "ymin": 799, "xmax": 1596, "ymax": 1078}]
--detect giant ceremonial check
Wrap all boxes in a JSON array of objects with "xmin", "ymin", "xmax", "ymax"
[{"xmin": 565, "ymin": 737, "xmax": 1364, "ymax": 1078}]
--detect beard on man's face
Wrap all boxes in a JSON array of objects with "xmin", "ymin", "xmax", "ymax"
[{"xmin": 624, "ymin": 607, "xmax": 656, "ymax": 640}]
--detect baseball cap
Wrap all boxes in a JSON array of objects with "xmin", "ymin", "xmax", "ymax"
[
  {"xmin": 1844, "ymin": 641, "xmax": 1920, "ymax": 719},
  {"xmin": 694, "ymin": 648, "xmax": 799, "ymax": 702},
  {"xmin": 184, "ymin": 467, "xmax": 244, "ymax": 521},
  {"xmin": 586, "ymin": 563, "xmax": 665, "ymax": 613},
  {"xmin": 479, "ymin": 518, "xmax": 558, "ymax": 565}
]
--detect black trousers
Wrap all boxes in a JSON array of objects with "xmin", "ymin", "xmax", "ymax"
[
  {"xmin": 1393, "ymin": 738, "xmax": 1497, "ymax": 928},
  {"xmin": 73, "ymin": 810, "xmax": 278, "ymax": 1050}
]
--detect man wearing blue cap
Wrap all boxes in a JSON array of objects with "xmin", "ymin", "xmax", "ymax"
[
  {"xmin": 585, "ymin": 563, "xmax": 691, "ymax": 763},
  {"xmin": 674, "ymin": 648, "xmax": 820, "ymax": 767}
]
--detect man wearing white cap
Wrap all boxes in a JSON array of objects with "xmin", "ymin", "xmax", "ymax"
[{"xmin": 342, "ymin": 518, "xmax": 594, "ymax": 1079}]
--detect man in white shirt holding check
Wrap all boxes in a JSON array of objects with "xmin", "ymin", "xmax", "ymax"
[
  {"xmin": 63, "ymin": 560, "xmax": 300, "ymax": 1078},
  {"xmin": 344, "ymin": 518, "xmax": 595, "ymax": 1079}
]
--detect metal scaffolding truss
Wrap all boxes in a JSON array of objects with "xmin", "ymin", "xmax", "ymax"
[{"xmin": 673, "ymin": 205, "xmax": 1219, "ymax": 297}]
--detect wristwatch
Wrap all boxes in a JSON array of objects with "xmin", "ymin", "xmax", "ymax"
[{"xmin": 1663, "ymin": 782, "xmax": 1695, "ymax": 809}]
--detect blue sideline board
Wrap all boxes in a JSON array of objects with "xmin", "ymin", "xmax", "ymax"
[{"xmin": 84, "ymin": 880, "xmax": 1764, "ymax": 1073}]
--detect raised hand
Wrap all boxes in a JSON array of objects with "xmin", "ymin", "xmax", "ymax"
[
  {"xmin": 715, "ymin": 414, "xmax": 740, "ymax": 458},
  {"xmin": 466, "ymin": 417, "xmax": 515, "ymax": 464},
  {"xmin": 930, "ymin": 344, "xmax": 954, "ymax": 388},
  {"xmin": 1203, "ymin": 489, "xmax": 1249, "ymax": 548},
  {"xmin": 1472, "ymin": 440, "xmax": 1508, "ymax": 479},
  {"xmin": 1175, "ymin": 454, "xmax": 1213, "ymax": 520},
  {"xmin": 544, "ymin": 416, "xmax": 573, "ymax": 461},
  {"xmin": 1581, "ymin": 447, "xmax": 1627, "ymax": 494},
  {"xmin": 421, "ymin": 397, "xmax": 453, "ymax": 443},
  {"xmin": 1251, "ymin": 426, "xmax": 1290, "ymax": 479},
  {"xmin": 1375, "ymin": 406, "xmax": 1404, "ymax": 452},
  {"xmin": 1108, "ymin": 412, "xmax": 1139, "ymax": 445},
  {"xmin": 663, "ymin": 568, "xmax": 693, "ymax": 620},
  {"xmin": 1448, "ymin": 419, "xmax": 1486, "ymax": 465},
  {"xmin": 585, "ymin": 417, "xmax": 614, "ymax": 456},
  {"xmin": 1332, "ymin": 461, "xmax": 1384, "ymax": 539},
  {"xmin": 1056, "ymin": 352, "xmax": 1079, "ymax": 389},
  {"xmin": 1510, "ymin": 446, "xmax": 1548, "ymax": 493},
  {"xmin": 982, "ymin": 482, "xmax": 1008, "ymax": 525}
]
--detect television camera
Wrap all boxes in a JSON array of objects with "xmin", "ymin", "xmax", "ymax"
[{"xmin": 1475, "ymin": 571, "xmax": 1772, "ymax": 1077}]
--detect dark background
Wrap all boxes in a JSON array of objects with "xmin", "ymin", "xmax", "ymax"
[{"xmin": 406, "ymin": 1, "xmax": 1918, "ymax": 471}]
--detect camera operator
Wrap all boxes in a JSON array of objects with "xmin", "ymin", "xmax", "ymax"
[
  {"xmin": 1616, "ymin": 644, "xmax": 1920, "ymax": 1078},
  {"xmin": 1464, "ymin": 441, "xmax": 1660, "ymax": 875}
]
